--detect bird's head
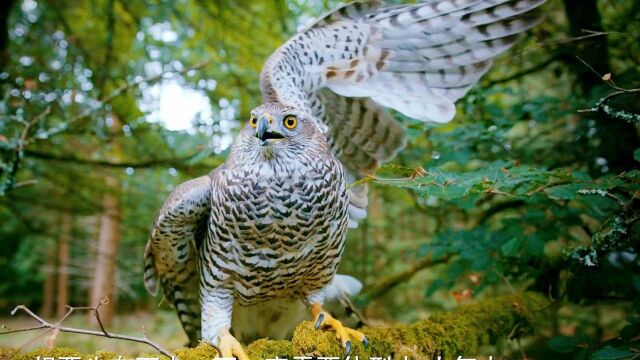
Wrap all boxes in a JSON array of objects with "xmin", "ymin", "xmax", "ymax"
[{"xmin": 233, "ymin": 102, "xmax": 327, "ymax": 162}]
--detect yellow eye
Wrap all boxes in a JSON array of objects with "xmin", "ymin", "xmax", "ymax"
[
  {"xmin": 249, "ymin": 115, "xmax": 257, "ymax": 128},
  {"xmin": 283, "ymin": 115, "xmax": 297, "ymax": 129}
]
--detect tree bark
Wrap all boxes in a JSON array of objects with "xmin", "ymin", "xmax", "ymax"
[
  {"xmin": 40, "ymin": 240, "xmax": 57, "ymax": 319},
  {"xmin": 88, "ymin": 176, "xmax": 121, "ymax": 325},
  {"xmin": 0, "ymin": 0, "xmax": 15, "ymax": 74},
  {"xmin": 562, "ymin": 0, "xmax": 609, "ymax": 94},
  {"xmin": 562, "ymin": 0, "xmax": 640, "ymax": 173},
  {"xmin": 56, "ymin": 212, "xmax": 72, "ymax": 317}
]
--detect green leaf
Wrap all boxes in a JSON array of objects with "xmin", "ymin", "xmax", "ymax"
[
  {"xmin": 548, "ymin": 336, "xmax": 580, "ymax": 354},
  {"xmin": 634, "ymin": 148, "xmax": 640, "ymax": 162},
  {"xmin": 525, "ymin": 235, "xmax": 545, "ymax": 258},
  {"xmin": 546, "ymin": 184, "xmax": 582, "ymax": 200},
  {"xmin": 590, "ymin": 346, "xmax": 634, "ymax": 360},
  {"xmin": 500, "ymin": 238, "xmax": 521, "ymax": 256}
]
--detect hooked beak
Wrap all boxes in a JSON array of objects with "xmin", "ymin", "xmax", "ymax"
[{"xmin": 255, "ymin": 114, "xmax": 285, "ymax": 144}]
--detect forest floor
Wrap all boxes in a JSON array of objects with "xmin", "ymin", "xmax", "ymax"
[{"xmin": 0, "ymin": 309, "xmax": 187, "ymax": 355}]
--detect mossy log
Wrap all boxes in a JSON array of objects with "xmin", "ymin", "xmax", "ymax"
[{"xmin": 1, "ymin": 292, "xmax": 548, "ymax": 360}]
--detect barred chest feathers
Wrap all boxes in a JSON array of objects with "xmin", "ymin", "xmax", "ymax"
[{"xmin": 204, "ymin": 151, "xmax": 350, "ymax": 306}]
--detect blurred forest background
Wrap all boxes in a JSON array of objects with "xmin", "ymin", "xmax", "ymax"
[{"xmin": 0, "ymin": 0, "xmax": 639, "ymax": 359}]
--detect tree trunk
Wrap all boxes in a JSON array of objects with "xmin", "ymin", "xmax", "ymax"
[
  {"xmin": 40, "ymin": 240, "xmax": 57, "ymax": 319},
  {"xmin": 88, "ymin": 112, "xmax": 123, "ymax": 325},
  {"xmin": 562, "ymin": 0, "xmax": 609, "ymax": 93},
  {"xmin": 88, "ymin": 175, "xmax": 121, "ymax": 325},
  {"xmin": 562, "ymin": 0, "xmax": 640, "ymax": 172},
  {"xmin": 0, "ymin": 0, "xmax": 15, "ymax": 74},
  {"xmin": 55, "ymin": 212, "xmax": 72, "ymax": 317}
]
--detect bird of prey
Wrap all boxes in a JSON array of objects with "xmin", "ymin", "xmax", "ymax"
[{"xmin": 143, "ymin": 0, "xmax": 545, "ymax": 358}]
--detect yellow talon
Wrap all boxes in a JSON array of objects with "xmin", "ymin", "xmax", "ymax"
[
  {"xmin": 311, "ymin": 303, "xmax": 368, "ymax": 355},
  {"xmin": 216, "ymin": 328, "xmax": 250, "ymax": 360}
]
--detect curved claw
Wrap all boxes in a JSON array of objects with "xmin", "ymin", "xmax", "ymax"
[
  {"xmin": 311, "ymin": 304, "xmax": 369, "ymax": 355},
  {"xmin": 315, "ymin": 312, "xmax": 325, "ymax": 330}
]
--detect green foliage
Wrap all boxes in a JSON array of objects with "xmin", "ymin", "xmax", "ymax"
[
  {"xmin": 0, "ymin": 0, "xmax": 639, "ymax": 358},
  {"xmin": 591, "ymin": 346, "xmax": 635, "ymax": 360}
]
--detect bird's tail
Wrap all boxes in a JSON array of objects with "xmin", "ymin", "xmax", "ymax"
[
  {"xmin": 161, "ymin": 278, "xmax": 202, "ymax": 347},
  {"xmin": 144, "ymin": 242, "xmax": 201, "ymax": 347},
  {"xmin": 322, "ymin": 274, "xmax": 363, "ymax": 300},
  {"xmin": 323, "ymin": 274, "xmax": 368, "ymax": 327}
]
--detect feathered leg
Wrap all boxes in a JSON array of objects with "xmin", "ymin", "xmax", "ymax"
[{"xmin": 200, "ymin": 286, "xmax": 249, "ymax": 360}]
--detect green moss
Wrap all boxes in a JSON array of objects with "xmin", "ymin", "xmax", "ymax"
[
  {"xmin": 247, "ymin": 339, "xmax": 291, "ymax": 359},
  {"xmin": 0, "ymin": 347, "xmax": 19, "ymax": 359},
  {"xmin": 291, "ymin": 321, "xmax": 343, "ymax": 357},
  {"xmin": 92, "ymin": 350, "xmax": 119, "ymax": 360},
  {"xmin": 2, "ymin": 292, "xmax": 548, "ymax": 360},
  {"xmin": 14, "ymin": 347, "xmax": 82, "ymax": 360},
  {"xmin": 173, "ymin": 342, "xmax": 218, "ymax": 360}
]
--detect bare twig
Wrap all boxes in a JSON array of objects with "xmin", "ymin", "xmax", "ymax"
[
  {"xmin": 359, "ymin": 254, "xmax": 453, "ymax": 304},
  {"xmin": 486, "ymin": 55, "xmax": 561, "ymax": 87},
  {"xmin": 573, "ymin": 56, "xmax": 640, "ymax": 123},
  {"xmin": 0, "ymin": 106, "xmax": 51, "ymax": 194},
  {"xmin": 349, "ymin": 166, "xmax": 428, "ymax": 189},
  {"xmin": 13, "ymin": 179, "xmax": 38, "ymax": 188},
  {"xmin": 0, "ymin": 299, "xmax": 174, "ymax": 358},
  {"xmin": 517, "ymin": 337, "xmax": 529, "ymax": 360},
  {"xmin": 525, "ymin": 29, "xmax": 637, "ymax": 55},
  {"xmin": 575, "ymin": 56, "xmax": 628, "ymax": 92},
  {"xmin": 493, "ymin": 268, "xmax": 515, "ymax": 293}
]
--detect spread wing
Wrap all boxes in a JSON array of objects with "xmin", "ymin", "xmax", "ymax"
[
  {"xmin": 260, "ymin": 0, "xmax": 545, "ymax": 220},
  {"xmin": 143, "ymin": 174, "xmax": 211, "ymax": 346}
]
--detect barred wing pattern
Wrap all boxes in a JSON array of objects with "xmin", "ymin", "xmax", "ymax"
[
  {"xmin": 143, "ymin": 175, "xmax": 211, "ymax": 346},
  {"xmin": 260, "ymin": 0, "xmax": 545, "ymax": 218}
]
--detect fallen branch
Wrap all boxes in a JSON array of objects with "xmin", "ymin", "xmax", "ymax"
[
  {"xmin": 0, "ymin": 298, "xmax": 174, "ymax": 358},
  {"xmin": 0, "ymin": 292, "xmax": 549, "ymax": 360},
  {"xmin": 485, "ymin": 55, "xmax": 562, "ymax": 88}
]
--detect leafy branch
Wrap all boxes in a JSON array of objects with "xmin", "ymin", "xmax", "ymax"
[
  {"xmin": 1, "ymin": 60, "xmax": 211, "ymax": 195},
  {"xmin": 23, "ymin": 148, "xmax": 215, "ymax": 170}
]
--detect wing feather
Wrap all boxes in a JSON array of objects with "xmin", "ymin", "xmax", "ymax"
[
  {"xmin": 143, "ymin": 174, "xmax": 212, "ymax": 346},
  {"xmin": 260, "ymin": 0, "xmax": 545, "ymax": 221}
]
